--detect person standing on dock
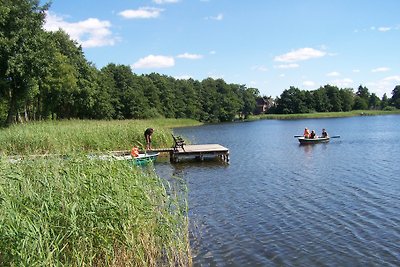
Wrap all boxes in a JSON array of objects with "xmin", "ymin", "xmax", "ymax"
[{"xmin": 144, "ymin": 128, "xmax": 154, "ymax": 150}]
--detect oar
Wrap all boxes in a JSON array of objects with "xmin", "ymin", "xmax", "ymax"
[
  {"xmin": 294, "ymin": 135, "xmax": 303, "ymax": 138},
  {"xmin": 330, "ymin": 135, "xmax": 340, "ymax": 138}
]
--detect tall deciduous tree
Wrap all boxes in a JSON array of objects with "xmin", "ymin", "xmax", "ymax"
[
  {"xmin": 0, "ymin": 0, "xmax": 49, "ymax": 124},
  {"xmin": 339, "ymin": 88, "xmax": 354, "ymax": 111},
  {"xmin": 391, "ymin": 85, "xmax": 400, "ymax": 108},
  {"xmin": 368, "ymin": 93, "xmax": 380, "ymax": 110}
]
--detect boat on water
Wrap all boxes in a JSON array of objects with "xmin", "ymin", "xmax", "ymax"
[
  {"xmin": 298, "ymin": 136, "xmax": 330, "ymax": 144},
  {"xmin": 93, "ymin": 151, "xmax": 159, "ymax": 166},
  {"xmin": 114, "ymin": 151, "xmax": 160, "ymax": 166}
]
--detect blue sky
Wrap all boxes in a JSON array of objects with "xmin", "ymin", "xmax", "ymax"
[{"xmin": 43, "ymin": 0, "xmax": 400, "ymax": 98}]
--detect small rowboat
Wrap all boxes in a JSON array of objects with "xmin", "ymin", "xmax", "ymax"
[
  {"xmin": 93, "ymin": 151, "xmax": 159, "ymax": 166},
  {"xmin": 298, "ymin": 137, "xmax": 330, "ymax": 144},
  {"xmin": 132, "ymin": 152, "xmax": 159, "ymax": 166},
  {"xmin": 113, "ymin": 151, "xmax": 159, "ymax": 166}
]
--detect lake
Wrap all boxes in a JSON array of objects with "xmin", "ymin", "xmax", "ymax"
[{"xmin": 156, "ymin": 115, "xmax": 400, "ymax": 266}]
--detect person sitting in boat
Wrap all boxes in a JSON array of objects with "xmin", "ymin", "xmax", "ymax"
[
  {"xmin": 310, "ymin": 130, "xmax": 317, "ymax": 139},
  {"xmin": 303, "ymin": 128, "xmax": 310, "ymax": 138},
  {"xmin": 321, "ymin": 128, "xmax": 328, "ymax": 138}
]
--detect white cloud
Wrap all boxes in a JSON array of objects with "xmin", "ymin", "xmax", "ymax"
[
  {"xmin": 44, "ymin": 12, "xmax": 117, "ymax": 48},
  {"xmin": 367, "ymin": 76, "xmax": 400, "ymax": 96},
  {"xmin": 330, "ymin": 78, "xmax": 353, "ymax": 88},
  {"xmin": 382, "ymin": 75, "xmax": 400, "ymax": 82},
  {"xmin": 209, "ymin": 50, "xmax": 216, "ymax": 55},
  {"xmin": 153, "ymin": 0, "xmax": 179, "ymax": 4},
  {"xmin": 119, "ymin": 7, "xmax": 163, "ymax": 19},
  {"xmin": 303, "ymin": 81, "xmax": 316, "ymax": 87},
  {"xmin": 371, "ymin": 67, "xmax": 390, "ymax": 73},
  {"xmin": 205, "ymin": 13, "xmax": 223, "ymax": 20},
  {"xmin": 132, "ymin": 55, "xmax": 175, "ymax": 69},
  {"xmin": 353, "ymin": 69, "xmax": 360, "ymax": 73},
  {"xmin": 207, "ymin": 72, "xmax": 224, "ymax": 79},
  {"xmin": 177, "ymin": 53, "xmax": 203, "ymax": 59},
  {"xmin": 252, "ymin": 65, "xmax": 268, "ymax": 72},
  {"xmin": 274, "ymin": 48, "xmax": 326, "ymax": 62},
  {"xmin": 378, "ymin": 27, "xmax": 391, "ymax": 32},
  {"xmin": 274, "ymin": 63, "xmax": 299, "ymax": 69},
  {"xmin": 327, "ymin": 71, "xmax": 340, "ymax": 77}
]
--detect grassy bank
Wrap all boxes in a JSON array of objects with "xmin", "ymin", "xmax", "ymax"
[
  {"xmin": 0, "ymin": 119, "xmax": 198, "ymax": 266},
  {"xmin": 0, "ymin": 118, "xmax": 202, "ymax": 156},
  {"xmin": 0, "ymin": 156, "xmax": 191, "ymax": 266},
  {"xmin": 248, "ymin": 109, "xmax": 400, "ymax": 120}
]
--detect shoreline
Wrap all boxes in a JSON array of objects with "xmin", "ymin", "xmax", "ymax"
[{"xmin": 246, "ymin": 109, "xmax": 400, "ymax": 121}]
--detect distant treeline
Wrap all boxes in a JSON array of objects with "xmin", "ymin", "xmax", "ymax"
[
  {"xmin": 1, "ymin": 1, "xmax": 400, "ymax": 126},
  {"xmin": 271, "ymin": 84, "xmax": 400, "ymax": 114}
]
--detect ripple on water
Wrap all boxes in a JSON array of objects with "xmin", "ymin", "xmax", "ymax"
[{"xmin": 167, "ymin": 116, "xmax": 400, "ymax": 266}]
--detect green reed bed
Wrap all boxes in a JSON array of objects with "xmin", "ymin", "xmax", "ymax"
[
  {"xmin": 0, "ymin": 119, "xmax": 197, "ymax": 266},
  {"xmin": 0, "ymin": 155, "xmax": 191, "ymax": 266},
  {"xmin": 0, "ymin": 119, "xmax": 200, "ymax": 156}
]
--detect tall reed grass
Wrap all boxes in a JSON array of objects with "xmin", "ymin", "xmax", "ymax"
[
  {"xmin": 0, "ymin": 155, "xmax": 191, "ymax": 266},
  {"xmin": 0, "ymin": 119, "xmax": 201, "ymax": 155},
  {"xmin": 0, "ymin": 119, "xmax": 198, "ymax": 266}
]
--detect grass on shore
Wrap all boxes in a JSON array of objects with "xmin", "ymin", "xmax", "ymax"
[
  {"xmin": 0, "ymin": 118, "xmax": 198, "ymax": 266},
  {"xmin": 0, "ymin": 118, "xmax": 201, "ymax": 156},
  {"xmin": 0, "ymin": 155, "xmax": 191, "ymax": 266},
  {"xmin": 248, "ymin": 109, "xmax": 400, "ymax": 120}
]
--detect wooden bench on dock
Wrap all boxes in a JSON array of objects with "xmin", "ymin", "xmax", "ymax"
[{"xmin": 172, "ymin": 134, "xmax": 185, "ymax": 151}]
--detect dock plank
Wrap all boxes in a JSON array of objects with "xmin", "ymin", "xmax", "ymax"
[{"xmin": 174, "ymin": 144, "xmax": 229, "ymax": 153}]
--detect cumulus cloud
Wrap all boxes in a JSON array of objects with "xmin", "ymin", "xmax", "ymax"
[
  {"xmin": 205, "ymin": 13, "xmax": 223, "ymax": 20},
  {"xmin": 303, "ymin": 81, "xmax": 316, "ymax": 87},
  {"xmin": 382, "ymin": 75, "xmax": 400, "ymax": 82},
  {"xmin": 119, "ymin": 7, "xmax": 163, "ymax": 19},
  {"xmin": 371, "ymin": 67, "xmax": 390, "ymax": 73},
  {"xmin": 177, "ymin": 53, "xmax": 203, "ymax": 59},
  {"xmin": 132, "ymin": 55, "xmax": 175, "ymax": 69},
  {"xmin": 330, "ymin": 78, "xmax": 353, "ymax": 88},
  {"xmin": 274, "ymin": 63, "xmax": 299, "ymax": 69},
  {"xmin": 378, "ymin": 27, "xmax": 391, "ymax": 32},
  {"xmin": 153, "ymin": 0, "xmax": 179, "ymax": 3},
  {"xmin": 44, "ymin": 12, "xmax": 117, "ymax": 48},
  {"xmin": 367, "ymin": 75, "xmax": 400, "ymax": 96},
  {"xmin": 252, "ymin": 65, "xmax": 268, "ymax": 72},
  {"xmin": 274, "ymin": 48, "xmax": 326, "ymax": 62},
  {"xmin": 327, "ymin": 71, "xmax": 340, "ymax": 77}
]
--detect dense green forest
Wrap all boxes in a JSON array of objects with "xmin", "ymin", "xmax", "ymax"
[{"xmin": 1, "ymin": 0, "xmax": 400, "ymax": 126}]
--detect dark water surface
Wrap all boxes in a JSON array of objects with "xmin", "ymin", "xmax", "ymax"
[{"xmin": 156, "ymin": 115, "xmax": 400, "ymax": 267}]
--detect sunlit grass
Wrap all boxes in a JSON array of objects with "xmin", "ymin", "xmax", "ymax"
[
  {"xmin": 0, "ymin": 119, "xmax": 197, "ymax": 266},
  {"xmin": 0, "ymin": 155, "xmax": 191, "ymax": 266},
  {"xmin": 0, "ymin": 119, "xmax": 201, "ymax": 156}
]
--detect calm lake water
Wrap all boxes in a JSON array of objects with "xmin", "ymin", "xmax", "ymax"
[{"xmin": 156, "ymin": 115, "xmax": 400, "ymax": 267}]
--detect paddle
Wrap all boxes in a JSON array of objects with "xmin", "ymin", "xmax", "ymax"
[{"xmin": 293, "ymin": 135, "xmax": 303, "ymax": 138}]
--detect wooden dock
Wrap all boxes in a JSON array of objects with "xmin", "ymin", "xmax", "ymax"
[
  {"xmin": 169, "ymin": 144, "xmax": 229, "ymax": 163},
  {"xmin": 109, "ymin": 144, "xmax": 229, "ymax": 163}
]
